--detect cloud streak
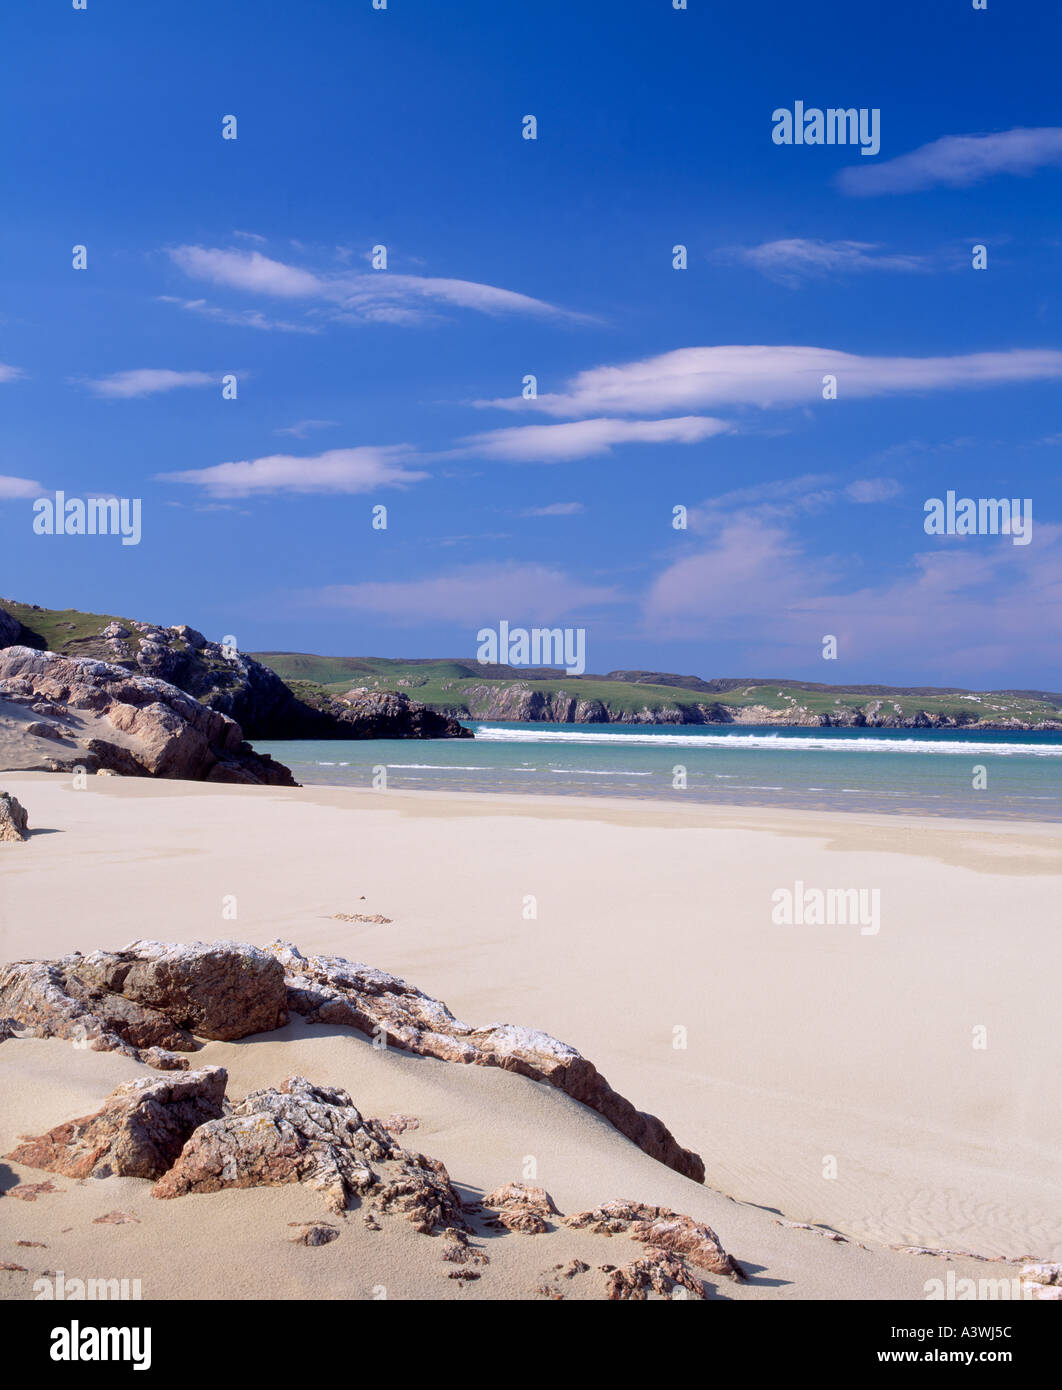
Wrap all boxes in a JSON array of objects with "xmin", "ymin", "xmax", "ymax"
[
  {"xmin": 838, "ymin": 127, "xmax": 1062, "ymax": 196},
  {"xmin": 0, "ymin": 473, "xmax": 45, "ymax": 499},
  {"xmin": 167, "ymin": 245, "xmax": 590, "ymax": 326},
  {"xmin": 522, "ymin": 502, "xmax": 585, "ymax": 516},
  {"xmin": 480, "ymin": 345, "xmax": 1062, "ymax": 417},
  {"xmin": 83, "ymin": 369, "xmax": 216, "ymax": 399},
  {"xmin": 158, "ymin": 296, "xmax": 318, "ymax": 334},
  {"xmin": 725, "ymin": 238, "xmax": 929, "ymax": 284},
  {"xmin": 157, "ymin": 446, "xmax": 427, "ymax": 497},
  {"xmin": 458, "ymin": 415, "xmax": 730, "ymax": 462}
]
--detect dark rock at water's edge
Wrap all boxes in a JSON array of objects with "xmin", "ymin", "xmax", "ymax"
[
  {"xmin": 0, "ymin": 645, "xmax": 297, "ymax": 784},
  {"xmin": 0, "ymin": 601, "xmax": 471, "ymax": 742}
]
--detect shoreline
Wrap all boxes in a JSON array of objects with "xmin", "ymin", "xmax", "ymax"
[{"xmin": 2, "ymin": 772, "xmax": 1060, "ymax": 1295}]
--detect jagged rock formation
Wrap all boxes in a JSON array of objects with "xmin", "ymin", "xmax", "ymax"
[
  {"xmin": 0, "ymin": 940, "xmax": 288, "ymax": 1066},
  {"xmin": 325, "ymin": 687, "xmax": 471, "ymax": 740},
  {"xmin": 605, "ymin": 1249, "xmax": 708, "ymax": 1300},
  {"xmin": 268, "ymin": 940, "xmax": 705, "ymax": 1183},
  {"xmin": 74, "ymin": 940, "xmax": 290, "ymax": 1041},
  {"xmin": 566, "ymin": 1199, "xmax": 742, "ymax": 1279},
  {"xmin": 0, "ymin": 646, "xmax": 296, "ymax": 782},
  {"xmin": 0, "ymin": 603, "xmax": 470, "ymax": 741},
  {"xmin": 153, "ymin": 1075, "xmax": 465, "ymax": 1231},
  {"xmin": 4, "ymin": 1057, "xmax": 742, "ymax": 1298},
  {"xmin": 6, "ymin": 1068, "xmax": 227, "ymax": 1179},
  {"xmin": 1, "ymin": 938, "xmax": 703, "ymax": 1184},
  {"xmin": 482, "ymin": 1182, "xmax": 559, "ymax": 1234},
  {"xmin": 0, "ymin": 790, "xmax": 28, "ymax": 841},
  {"xmin": 121, "ymin": 624, "xmax": 468, "ymax": 739},
  {"xmin": 0, "ymin": 956, "xmax": 193, "ymax": 1069}
]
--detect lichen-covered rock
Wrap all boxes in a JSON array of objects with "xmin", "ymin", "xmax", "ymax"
[
  {"xmin": 0, "ymin": 956, "xmax": 193, "ymax": 1068},
  {"xmin": 77, "ymin": 940, "xmax": 289, "ymax": 1042},
  {"xmin": 0, "ymin": 791, "xmax": 29, "ymax": 842},
  {"xmin": 482, "ymin": 1182, "xmax": 559, "ymax": 1234},
  {"xmin": 606, "ymin": 1247, "xmax": 706, "ymax": 1300},
  {"xmin": 567, "ymin": 1199, "xmax": 741, "ymax": 1279},
  {"xmin": 267, "ymin": 941, "xmax": 704, "ymax": 1184},
  {"xmin": 0, "ymin": 941, "xmax": 287, "ymax": 1065},
  {"xmin": 153, "ymin": 1075, "xmax": 464, "ymax": 1232},
  {"xmin": 6, "ymin": 1068, "xmax": 227, "ymax": 1179},
  {"xmin": 0, "ymin": 646, "xmax": 296, "ymax": 784}
]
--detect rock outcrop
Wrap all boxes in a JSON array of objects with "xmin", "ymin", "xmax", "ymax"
[
  {"xmin": 0, "ymin": 790, "xmax": 28, "ymax": 841},
  {"xmin": 0, "ymin": 936, "xmax": 702, "ymax": 1184},
  {"xmin": 0, "ymin": 940, "xmax": 288, "ymax": 1066},
  {"xmin": 0, "ymin": 646, "xmax": 296, "ymax": 783},
  {"xmin": 566, "ymin": 1199, "xmax": 742, "ymax": 1279},
  {"xmin": 605, "ymin": 1248, "xmax": 708, "ymax": 1300},
  {"xmin": 6, "ymin": 1068, "xmax": 227, "ymax": 1179},
  {"xmin": 452, "ymin": 682, "xmax": 1062, "ymax": 730},
  {"xmin": 0, "ymin": 957, "xmax": 193, "ymax": 1068},
  {"xmin": 267, "ymin": 940, "xmax": 705, "ymax": 1183},
  {"xmin": 324, "ymin": 688, "xmax": 471, "ymax": 740},
  {"xmin": 0, "ymin": 602, "xmax": 470, "ymax": 741},
  {"xmin": 74, "ymin": 940, "xmax": 290, "ymax": 1042},
  {"xmin": 482, "ymin": 1182, "xmax": 559, "ymax": 1234},
  {"xmin": 153, "ymin": 1075, "xmax": 464, "ymax": 1231}
]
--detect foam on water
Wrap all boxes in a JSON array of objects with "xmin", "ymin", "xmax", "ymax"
[{"xmin": 471, "ymin": 726, "xmax": 1062, "ymax": 757}]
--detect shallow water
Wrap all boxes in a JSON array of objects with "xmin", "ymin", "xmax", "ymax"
[{"xmin": 255, "ymin": 722, "xmax": 1062, "ymax": 821}]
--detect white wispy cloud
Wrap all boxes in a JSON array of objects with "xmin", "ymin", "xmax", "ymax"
[
  {"xmin": 458, "ymin": 415, "xmax": 730, "ymax": 462},
  {"xmin": 169, "ymin": 247, "xmax": 322, "ymax": 297},
  {"xmin": 838, "ymin": 127, "xmax": 1062, "ymax": 196},
  {"xmin": 309, "ymin": 562, "xmax": 620, "ymax": 625},
  {"xmin": 157, "ymin": 446, "xmax": 427, "ymax": 497},
  {"xmin": 480, "ymin": 346, "xmax": 1062, "ymax": 417},
  {"xmin": 686, "ymin": 474, "xmax": 901, "ymax": 531},
  {"xmin": 0, "ymin": 364, "xmax": 25, "ymax": 383},
  {"xmin": 82, "ymin": 368, "xmax": 216, "ymax": 399},
  {"xmin": 158, "ymin": 296, "xmax": 318, "ymax": 334},
  {"xmin": 166, "ymin": 245, "xmax": 589, "ymax": 326},
  {"xmin": 522, "ymin": 502, "xmax": 585, "ymax": 516},
  {"xmin": 845, "ymin": 477, "xmax": 902, "ymax": 503},
  {"xmin": 725, "ymin": 238, "xmax": 929, "ymax": 284},
  {"xmin": 0, "ymin": 474, "xmax": 44, "ymax": 499},
  {"xmin": 274, "ymin": 419, "xmax": 339, "ymax": 439}
]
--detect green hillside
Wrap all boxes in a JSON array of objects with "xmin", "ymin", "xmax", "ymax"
[
  {"xmin": 252, "ymin": 652, "xmax": 1062, "ymax": 726},
  {"xmin": 1, "ymin": 598, "xmax": 147, "ymax": 660},
  {"xmin": 4, "ymin": 600, "xmax": 1059, "ymax": 728}
]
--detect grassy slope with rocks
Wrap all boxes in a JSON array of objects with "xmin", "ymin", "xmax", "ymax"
[{"xmin": 253, "ymin": 652, "xmax": 1062, "ymax": 730}]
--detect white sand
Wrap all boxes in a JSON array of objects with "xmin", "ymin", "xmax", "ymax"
[{"xmin": 1, "ymin": 772, "xmax": 1059, "ymax": 1300}]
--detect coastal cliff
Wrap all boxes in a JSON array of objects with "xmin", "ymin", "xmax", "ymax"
[
  {"xmin": 449, "ymin": 685, "xmax": 1060, "ymax": 730},
  {"xmin": 0, "ymin": 601, "xmax": 470, "ymax": 743}
]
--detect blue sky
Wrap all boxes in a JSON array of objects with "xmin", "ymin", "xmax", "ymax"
[{"xmin": 2, "ymin": 0, "xmax": 1061, "ymax": 687}]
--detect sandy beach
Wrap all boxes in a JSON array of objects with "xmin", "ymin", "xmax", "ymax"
[{"xmin": 1, "ymin": 772, "xmax": 1059, "ymax": 1301}]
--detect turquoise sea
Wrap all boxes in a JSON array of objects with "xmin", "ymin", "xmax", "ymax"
[{"xmin": 255, "ymin": 722, "xmax": 1062, "ymax": 821}]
